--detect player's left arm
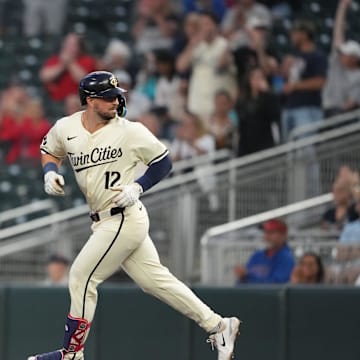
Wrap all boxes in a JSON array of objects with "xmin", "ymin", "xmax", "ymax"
[
  {"xmin": 111, "ymin": 155, "xmax": 172, "ymax": 208},
  {"xmin": 111, "ymin": 123, "xmax": 172, "ymax": 208}
]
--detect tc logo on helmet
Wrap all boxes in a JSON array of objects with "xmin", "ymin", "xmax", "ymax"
[{"xmin": 109, "ymin": 76, "xmax": 118, "ymax": 87}]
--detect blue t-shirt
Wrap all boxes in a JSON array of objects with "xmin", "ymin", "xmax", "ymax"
[
  {"xmin": 340, "ymin": 220, "xmax": 360, "ymax": 244},
  {"xmin": 285, "ymin": 49, "xmax": 327, "ymax": 109},
  {"xmin": 240, "ymin": 244, "xmax": 295, "ymax": 284}
]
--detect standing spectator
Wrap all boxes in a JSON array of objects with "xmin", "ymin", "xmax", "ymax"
[
  {"xmin": 209, "ymin": 89, "xmax": 238, "ymax": 151},
  {"xmin": 132, "ymin": 0, "xmax": 180, "ymax": 55},
  {"xmin": 154, "ymin": 50, "xmax": 181, "ymax": 119},
  {"xmin": 281, "ymin": 20, "xmax": 327, "ymax": 141},
  {"xmin": 235, "ymin": 219, "xmax": 295, "ymax": 284},
  {"xmin": 43, "ymin": 254, "xmax": 70, "ymax": 286},
  {"xmin": 23, "ymin": 0, "xmax": 67, "ymax": 37},
  {"xmin": 176, "ymin": 11, "xmax": 237, "ymax": 121},
  {"xmin": 290, "ymin": 252, "xmax": 325, "ymax": 284},
  {"xmin": 100, "ymin": 39, "xmax": 131, "ymax": 73},
  {"xmin": 322, "ymin": 0, "xmax": 360, "ymax": 117},
  {"xmin": 222, "ymin": 0, "xmax": 272, "ymax": 38},
  {"xmin": 231, "ymin": 15, "xmax": 278, "ymax": 86},
  {"xmin": 237, "ymin": 66, "xmax": 280, "ymax": 155},
  {"xmin": 40, "ymin": 33, "xmax": 97, "ymax": 102},
  {"xmin": 182, "ymin": 0, "xmax": 228, "ymax": 21},
  {"xmin": 170, "ymin": 111, "xmax": 215, "ymax": 161},
  {"xmin": 173, "ymin": 12, "xmax": 201, "ymax": 56}
]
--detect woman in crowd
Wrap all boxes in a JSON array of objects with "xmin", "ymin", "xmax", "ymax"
[
  {"xmin": 236, "ymin": 66, "xmax": 280, "ymax": 155},
  {"xmin": 208, "ymin": 89, "xmax": 238, "ymax": 152},
  {"xmin": 170, "ymin": 111, "xmax": 215, "ymax": 161},
  {"xmin": 290, "ymin": 252, "xmax": 325, "ymax": 284}
]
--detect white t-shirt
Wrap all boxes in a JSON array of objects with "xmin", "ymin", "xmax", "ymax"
[{"xmin": 187, "ymin": 36, "xmax": 237, "ymax": 120}]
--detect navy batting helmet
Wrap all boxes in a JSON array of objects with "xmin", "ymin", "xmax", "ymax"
[{"xmin": 79, "ymin": 71, "xmax": 127, "ymax": 117}]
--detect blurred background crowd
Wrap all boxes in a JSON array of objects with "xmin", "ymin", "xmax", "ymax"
[
  {"xmin": 1, "ymin": 0, "xmax": 360, "ymax": 286},
  {"xmin": 1, "ymin": 0, "xmax": 360, "ymax": 167}
]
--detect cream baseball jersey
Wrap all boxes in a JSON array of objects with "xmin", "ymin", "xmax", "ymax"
[{"xmin": 40, "ymin": 111, "xmax": 168, "ymax": 211}]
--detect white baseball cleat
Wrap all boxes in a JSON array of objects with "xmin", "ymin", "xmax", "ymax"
[
  {"xmin": 27, "ymin": 349, "xmax": 84, "ymax": 360},
  {"xmin": 207, "ymin": 317, "xmax": 241, "ymax": 360}
]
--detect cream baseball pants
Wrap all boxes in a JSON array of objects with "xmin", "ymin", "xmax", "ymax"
[{"xmin": 68, "ymin": 202, "xmax": 221, "ymax": 333}]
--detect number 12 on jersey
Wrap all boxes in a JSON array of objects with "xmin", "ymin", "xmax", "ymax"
[{"xmin": 104, "ymin": 171, "xmax": 121, "ymax": 189}]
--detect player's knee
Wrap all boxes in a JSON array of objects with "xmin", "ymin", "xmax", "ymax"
[{"xmin": 68, "ymin": 265, "xmax": 86, "ymax": 294}]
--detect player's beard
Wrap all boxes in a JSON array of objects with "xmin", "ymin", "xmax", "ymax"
[{"xmin": 94, "ymin": 107, "xmax": 117, "ymax": 121}]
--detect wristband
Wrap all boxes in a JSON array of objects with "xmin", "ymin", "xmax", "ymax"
[{"xmin": 43, "ymin": 162, "xmax": 59, "ymax": 174}]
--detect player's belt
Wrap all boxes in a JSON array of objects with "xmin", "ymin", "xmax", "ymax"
[{"xmin": 89, "ymin": 207, "xmax": 124, "ymax": 222}]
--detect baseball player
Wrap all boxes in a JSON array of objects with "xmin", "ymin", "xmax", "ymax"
[{"xmin": 28, "ymin": 71, "xmax": 240, "ymax": 360}]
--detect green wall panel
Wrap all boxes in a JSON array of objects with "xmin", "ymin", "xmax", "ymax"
[
  {"xmin": 287, "ymin": 286, "xmax": 360, "ymax": 360},
  {"xmin": 1, "ymin": 285, "xmax": 360, "ymax": 360},
  {"xmin": 190, "ymin": 287, "xmax": 285, "ymax": 360},
  {"xmin": 4, "ymin": 286, "xmax": 97, "ymax": 360},
  {"xmin": 0, "ymin": 287, "xmax": 6, "ymax": 360},
  {"xmin": 96, "ymin": 285, "xmax": 191, "ymax": 360}
]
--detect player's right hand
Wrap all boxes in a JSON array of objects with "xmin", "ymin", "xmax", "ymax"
[{"xmin": 44, "ymin": 171, "xmax": 65, "ymax": 196}]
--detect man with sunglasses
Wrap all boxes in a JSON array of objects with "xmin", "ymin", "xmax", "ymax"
[{"xmin": 28, "ymin": 71, "xmax": 240, "ymax": 360}]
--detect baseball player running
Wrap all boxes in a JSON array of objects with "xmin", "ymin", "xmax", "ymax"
[{"xmin": 28, "ymin": 71, "xmax": 240, "ymax": 360}]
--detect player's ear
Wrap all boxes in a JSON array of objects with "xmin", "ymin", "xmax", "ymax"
[{"xmin": 86, "ymin": 96, "xmax": 93, "ymax": 106}]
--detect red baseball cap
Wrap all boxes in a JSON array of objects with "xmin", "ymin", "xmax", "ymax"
[{"xmin": 262, "ymin": 219, "xmax": 287, "ymax": 233}]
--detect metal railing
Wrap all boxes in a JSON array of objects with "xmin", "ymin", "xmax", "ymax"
[
  {"xmin": 0, "ymin": 199, "xmax": 56, "ymax": 227},
  {"xmin": 199, "ymin": 193, "xmax": 357, "ymax": 285},
  {"xmin": 1, "ymin": 121, "xmax": 360, "ymax": 283},
  {"xmin": 289, "ymin": 108, "xmax": 360, "ymax": 140}
]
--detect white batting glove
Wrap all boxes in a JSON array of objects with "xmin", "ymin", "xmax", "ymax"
[
  {"xmin": 44, "ymin": 171, "xmax": 65, "ymax": 196},
  {"xmin": 111, "ymin": 183, "xmax": 143, "ymax": 208}
]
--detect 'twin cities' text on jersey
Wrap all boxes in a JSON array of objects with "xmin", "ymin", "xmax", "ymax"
[
  {"xmin": 39, "ymin": 111, "xmax": 168, "ymax": 211},
  {"xmin": 68, "ymin": 146, "xmax": 123, "ymax": 172}
]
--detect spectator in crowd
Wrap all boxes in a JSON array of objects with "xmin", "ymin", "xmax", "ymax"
[
  {"xmin": 236, "ymin": 66, "xmax": 280, "ymax": 155},
  {"xmin": 64, "ymin": 94, "xmax": 82, "ymax": 116},
  {"xmin": 170, "ymin": 111, "xmax": 215, "ymax": 161},
  {"xmin": 100, "ymin": 39, "xmax": 131, "ymax": 74},
  {"xmin": 132, "ymin": 0, "xmax": 180, "ymax": 55},
  {"xmin": 151, "ymin": 106, "xmax": 177, "ymax": 142},
  {"xmin": 322, "ymin": 0, "xmax": 360, "ymax": 117},
  {"xmin": 154, "ymin": 50, "xmax": 181, "ymax": 119},
  {"xmin": 138, "ymin": 112, "xmax": 170, "ymax": 148},
  {"xmin": 281, "ymin": 20, "xmax": 327, "ymax": 142},
  {"xmin": 209, "ymin": 89, "xmax": 238, "ymax": 151},
  {"xmin": 235, "ymin": 219, "xmax": 295, "ymax": 284},
  {"xmin": 0, "ymin": 97, "xmax": 51, "ymax": 164},
  {"xmin": 222, "ymin": 0, "xmax": 272, "ymax": 38},
  {"xmin": 321, "ymin": 176, "xmax": 358, "ymax": 230},
  {"xmin": 176, "ymin": 11, "xmax": 237, "ymax": 122},
  {"xmin": 339, "ymin": 191, "xmax": 360, "ymax": 244},
  {"xmin": 43, "ymin": 253, "xmax": 70, "ymax": 286},
  {"xmin": 290, "ymin": 252, "xmax": 325, "ymax": 284},
  {"xmin": 231, "ymin": 15, "xmax": 278, "ymax": 84},
  {"xmin": 115, "ymin": 70, "xmax": 151, "ymax": 121},
  {"xmin": 134, "ymin": 51, "xmax": 158, "ymax": 102},
  {"xmin": 40, "ymin": 33, "xmax": 97, "ymax": 102},
  {"xmin": 182, "ymin": 0, "xmax": 228, "ymax": 20},
  {"xmin": 172, "ymin": 12, "xmax": 201, "ymax": 56},
  {"xmin": 23, "ymin": 0, "xmax": 67, "ymax": 37}
]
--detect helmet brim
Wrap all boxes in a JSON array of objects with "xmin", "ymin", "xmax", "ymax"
[{"xmin": 90, "ymin": 87, "xmax": 127, "ymax": 100}]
